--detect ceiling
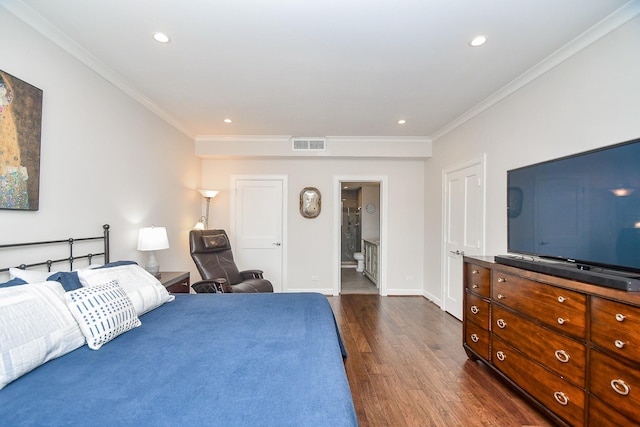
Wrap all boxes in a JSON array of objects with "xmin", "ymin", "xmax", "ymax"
[{"xmin": 7, "ymin": 0, "xmax": 634, "ymax": 139}]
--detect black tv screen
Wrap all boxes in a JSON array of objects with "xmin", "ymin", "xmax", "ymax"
[{"xmin": 507, "ymin": 137, "xmax": 640, "ymax": 274}]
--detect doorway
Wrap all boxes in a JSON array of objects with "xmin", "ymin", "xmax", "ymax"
[
  {"xmin": 334, "ymin": 176, "xmax": 387, "ymax": 296},
  {"xmin": 441, "ymin": 156, "xmax": 485, "ymax": 320},
  {"xmin": 231, "ymin": 175, "xmax": 287, "ymax": 292}
]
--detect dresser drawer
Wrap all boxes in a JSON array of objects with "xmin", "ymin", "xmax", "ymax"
[
  {"xmin": 588, "ymin": 395, "xmax": 640, "ymax": 427},
  {"xmin": 590, "ymin": 349, "xmax": 640, "ymax": 422},
  {"xmin": 465, "ymin": 291, "xmax": 490, "ymax": 329},
  {"xmin": 465, "ymin": 263, "xmax": 491, "ymax": 297},
  {"xmin": 492, "ymin": 304, "xmax": 585, "ymax": 386},
  {"xmin": 492, "ymin": 336, "xmax": 584, "ymax": 426},
  {"xmin": 591, "ymin": 297, "xmax": 640, "ymax": 362},
  {"xmin": 465, "ymin": 321, "xmax": 490, "ymax": 360},
  {"xmin": 492, "ymin": 272, "xmax": 586, "ymax": 339}
]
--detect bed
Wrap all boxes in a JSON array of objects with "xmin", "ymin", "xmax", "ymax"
[{"xmin": 0, "ymin": 225, "xmax": 357, "ymax": 426}]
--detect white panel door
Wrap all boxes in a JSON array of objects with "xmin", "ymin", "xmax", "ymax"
[
  {"xmin": 443, "ymin": 160, "xmax": 484, "ymax": 320},
  {"xmin": 234, "ymin": 179, "xmax": 284, "ymax": 292}
]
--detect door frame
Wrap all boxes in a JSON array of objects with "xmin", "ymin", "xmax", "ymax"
[
  {"xmin": 230, "ymin": 174, "xmax": 288, "ymax": 291},
  {"xmin": 333, "ymin": 175, "xmax": 388, "ymax": 296},
  {"xmin": 440, "ymin": 155, "xmax": 486, "ymax": 315}
]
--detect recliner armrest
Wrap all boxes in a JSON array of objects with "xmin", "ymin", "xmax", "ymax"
[
  {"xmin": 240, "ymin": 270, "xmax": 264, "ymax": 279},
  {"xmin": 191, "ymin": 278, "xmax": 228, "ymax": 293}
]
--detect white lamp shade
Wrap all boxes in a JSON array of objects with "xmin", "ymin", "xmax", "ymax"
[
  {"xmin": 137, "ymin": 227, "xmax": 170, "ymax": 251},
  {"xmin": 198, "ymin": 189, "xmax": 220, "ymax": 199}
]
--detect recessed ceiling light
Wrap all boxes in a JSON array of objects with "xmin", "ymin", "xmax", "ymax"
[
  {"xmin": 469, "ymin": 35, "xmax": 487, "ymax": 47},
  {"xmin": 224, "ymin": 118, "xmax": 232, "ymax": 123},
  {"xmin": 153, "ymin": 32, "xmax": 171, "ymax": 43},
  {"xmin": 397, "ymin": 119, "xmax": 406, "ymax": 125}
]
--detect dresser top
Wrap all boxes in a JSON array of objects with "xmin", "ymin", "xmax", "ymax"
[{"xmin": 464, "ymin": 255, "xmax": 640, "ymax": 307}]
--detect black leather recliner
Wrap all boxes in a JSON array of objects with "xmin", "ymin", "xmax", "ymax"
[{"xmin": 189, "ymin": 229, "xmax": 274, "ymax": 293}]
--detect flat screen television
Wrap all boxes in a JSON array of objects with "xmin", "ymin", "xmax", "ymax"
[{"xmin": 498, "ymin": 137, "xmax": 640, "ymax": 290}]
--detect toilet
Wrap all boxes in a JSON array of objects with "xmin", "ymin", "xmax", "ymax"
[{"xmin": 353, "ymin": 252, "xmax": 364, "ymax": 272}]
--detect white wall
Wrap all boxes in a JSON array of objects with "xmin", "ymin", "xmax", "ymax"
[
  {"xmin": 424, "ymin": 15, "xmax": 640, "ymax": 300},
  {"xmin": 201, "ymin": 158, "xmax": 425, "ymax": 294},
  {"xmin": 0, "ymin": 11, "xmax": 201, "ymax": 279}
]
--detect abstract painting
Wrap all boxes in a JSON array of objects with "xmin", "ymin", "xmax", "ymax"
[{"xmin": 0, "ymin": 70, "xmax": 42, "ymax": 210}]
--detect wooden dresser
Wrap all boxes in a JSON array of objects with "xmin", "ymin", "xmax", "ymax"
[{"xmin": 463, "ymin": 256, "xmax": 640, "ymax": 427}]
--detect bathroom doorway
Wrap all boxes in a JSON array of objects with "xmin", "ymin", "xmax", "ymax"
[{"xmin": 338, "ymin": 180, "xmax": 382, "ymax": 295}]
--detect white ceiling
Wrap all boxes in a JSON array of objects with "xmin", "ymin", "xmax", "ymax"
[{"xmin": 6, "ymin": 0, "xmax": 635, "ymax": 139}]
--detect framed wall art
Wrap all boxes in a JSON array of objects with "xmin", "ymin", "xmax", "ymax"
[{"xmin": 0, "ymin": 70, "xmax": 43, "ymax": 210}]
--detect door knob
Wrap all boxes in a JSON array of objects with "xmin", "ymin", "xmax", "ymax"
[{"xmin": 273, "ymin": 242, "xmax": 281, "ymax": 246}]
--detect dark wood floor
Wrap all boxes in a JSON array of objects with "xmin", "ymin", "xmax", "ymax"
[{"xmin": 327, "ymin": 295, "xmax": 554, "ymax": 427}]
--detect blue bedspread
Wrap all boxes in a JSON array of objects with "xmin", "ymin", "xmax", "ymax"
[{"xmin": 0, "ymin": 293, "xmax": 357, "ymax": 426}]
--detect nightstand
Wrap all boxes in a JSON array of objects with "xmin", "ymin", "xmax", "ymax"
[{"xmin": 159, "ymin": 271, "xmax": 190, "ymax": 294}]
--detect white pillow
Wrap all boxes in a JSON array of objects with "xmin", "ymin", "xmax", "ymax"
[
  {"xmin": 10, "ymin": 264, "xmax": 103, "ymax": 282},
  {"xmin": 64, "ymin": 280, "xmax": 141, "ymax": 350},
  {"xmin": 9, "ymin": 267, "xmax": 50, "ymax": 283},
  {"xmin": 75, "ymin": 264, "xmax": 103, "ymax": 270},
  {"xmin": 0, "ymin": 281, "xmax": 85, "ymax": 390},
  {"xmin": 77, "ymin": 264, "xmax": 174, "ymax": 315}
]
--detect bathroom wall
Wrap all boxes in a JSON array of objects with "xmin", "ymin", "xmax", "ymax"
[{"xmin": 361, "ymin": 183, "xmax": 380, "ymax": 241}]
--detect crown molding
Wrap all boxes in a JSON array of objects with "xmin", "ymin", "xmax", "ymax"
[
  {"xmin": 195, "ymin": 135, "xmax": 291, "ymax": 143},
  {"xmin": 195, "ymin": 135, "xmax": 431, "ymax": 144},
  {"xmin": 1, "ymin": 0, "xmax": 193, "ymax": 138},
  {"xmin": 430, "ymin": 0, "xmax": 640, "ymax": 141}
]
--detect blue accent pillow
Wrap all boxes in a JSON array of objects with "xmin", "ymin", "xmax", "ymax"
[
  {"xmin": 0, "ymin": 277, "xmax": 27, "ymax": 288},
  {"xmin": 47, "ymin": 272, "xmax": 83, "ymax": 292}
]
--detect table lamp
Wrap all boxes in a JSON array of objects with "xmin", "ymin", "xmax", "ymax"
[{"xmin": 137, "ymin": 226, "xmax": 169, "ymax": 277}]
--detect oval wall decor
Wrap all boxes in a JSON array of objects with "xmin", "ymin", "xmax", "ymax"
[{"xmin": 299, "ymin": 187, "xmax": 321, "ymax": 218}]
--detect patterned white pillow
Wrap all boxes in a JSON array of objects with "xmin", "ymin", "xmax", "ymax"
[
  {"xmin": 77, "ymin": 264, "xmax": 174, "ymax": 315},
  {"xmin": 64, "ymin": 280, "xmax": 141, "ymax": 350},
  {"xmin": 0, "ymin": 281, "xmax": 85, "ymax": 390}
]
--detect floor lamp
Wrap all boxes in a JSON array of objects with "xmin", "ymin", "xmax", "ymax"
[{"xmin": 196, "ymin": 189, "xmax": 220, "ymax": 229}]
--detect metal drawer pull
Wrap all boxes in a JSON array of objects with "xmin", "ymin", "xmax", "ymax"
[
  {"xmin": 472, "ymin": 269, "xmax": 479, "ymax": 275},
  {"xmin": 553, "ymin": 391, "xmax": 569, "ymax": 406},
  {"xmin": 615, "ymin": 340, "xmax": 626, "ymax": 349},
  {"xmin": 470, "ymin": 333, "xmax": 479, "ymax": 343},
  {"xmin": 554, "ymin": 350, "xmax": 570, "ymax": 363},
  {"xmin": 557, "ymin": 317, "xmax": 566, "ymax": 325},
  {"xmin": 470, "ymin": 305, "xmax": 479, "ymax": 315},
  {"xmin": 616, "ymin": 313, "xmax": 626, "ymax": 322},
  {"xmin": 497, "ymin": 277, "xmax": 506, "ymax": 283},
  {"xmin": 496, "ymin": 319, "xmax": 507, "ymax": 329},
  {"xmin": 497, "ymin": 294, "xmax": 506, "ymax": 299},
  {"xmin": 557, "ymin": 296, "xmax": 566, "ymax": 303},
  {"xmin": 496, "ymin": 351, "xmax": 505, "ymax": 361},
  {"xmin": 611, "ymin": 379, "xmax": 630, "ymax": 396}
]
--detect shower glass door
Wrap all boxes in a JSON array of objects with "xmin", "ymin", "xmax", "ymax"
[{"xmin": 341, "ymin": 188, "xmax": 361, "ymax": 263}]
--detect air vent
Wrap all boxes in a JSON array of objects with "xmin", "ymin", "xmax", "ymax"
[{"xmin": 291, "ymin": 137, "xmax": 326, "ymax": 151}]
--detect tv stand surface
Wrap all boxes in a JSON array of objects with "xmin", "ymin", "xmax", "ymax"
[{"xmin": 494, "ymin": 255, "xmax": 640, "ymax": 291}]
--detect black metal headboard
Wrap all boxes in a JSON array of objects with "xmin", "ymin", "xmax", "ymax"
[{"xmin": 0, "ymin": 224, "xmax": 110, "ymax": 273}]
